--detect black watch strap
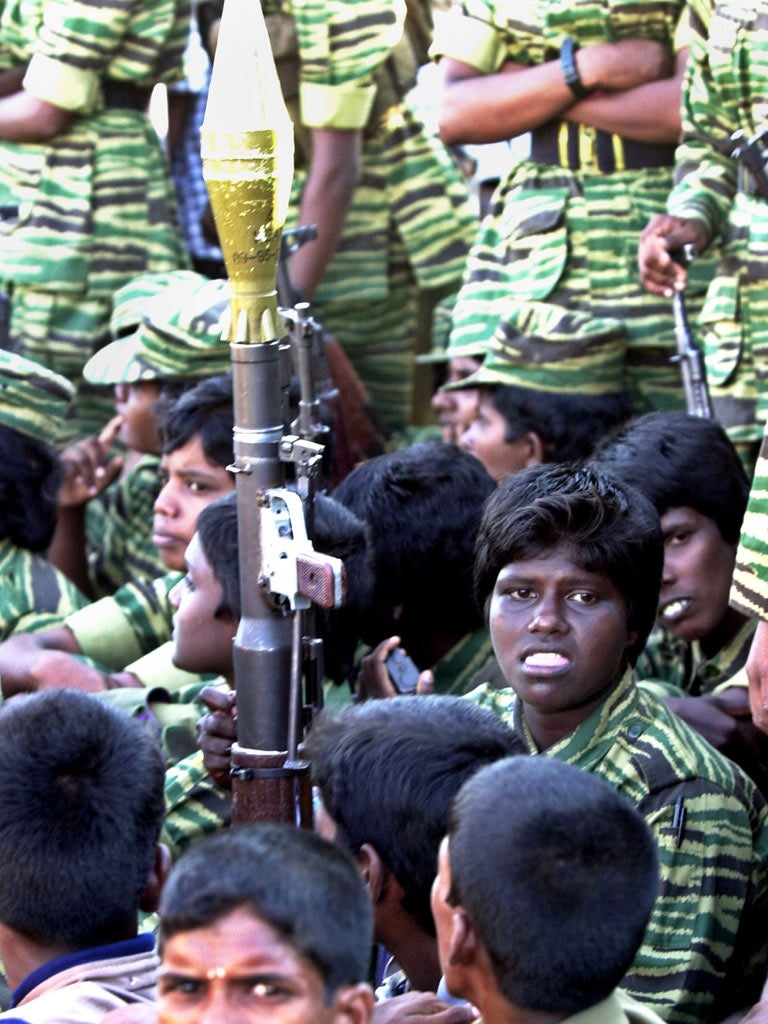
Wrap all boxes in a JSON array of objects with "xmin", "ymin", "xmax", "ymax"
[{"xmin": 560, "ymin": 36, "xmax": 591, "ymax": 100}]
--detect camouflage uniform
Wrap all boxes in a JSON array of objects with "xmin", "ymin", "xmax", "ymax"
[
  {"xmin": 636, "ymin": 617, "xmax": 755, "ymax": 695},
  {"xmin": 431, "ymin": 0, "xmax": 708, "ymax": 415},
  {"xmin": 270, "ymin": 0, "xmax": 476, "ymax": 433},
  {"xmin": 467, "ymin": 671, "xmax": 768, "ymax": 1024},
  {"xmin": 65, "ymin": 573, "xmax": 180, "ymax": 670},
  {"xmin": 666, "ymin": 0, "xmax": 768, "ymax": 455},
  {"xmin": 733, "ymin": 432, "xmax": 768, "ymax": 617},
  {"xmin": 0, "ymin": 537, "xmax": 88, "ymax": 638},
  {"xmin": 84, "ymin": 453, "xmax": 164, "ymax": 598},
  {"xmin": 0, "ymin": 0, "xmax": 190, "ymax": 438}
]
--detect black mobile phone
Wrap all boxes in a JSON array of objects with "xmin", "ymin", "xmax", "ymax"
[{"xmin": 386, "ymin": 647, "xmax": 420, "ymax": 694}]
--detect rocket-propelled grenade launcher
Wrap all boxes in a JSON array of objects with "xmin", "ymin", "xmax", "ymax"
[{"xmin": 201, "ymin": 0, "xmax": 335, "ymax": 826}]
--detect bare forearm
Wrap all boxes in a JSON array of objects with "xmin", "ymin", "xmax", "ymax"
[
  {"xmin": 564, "ymin": 51, "xmax": 686, "ymax": 144},
  {"xmin": 288, "ymin": 128, "xmax": 361, "ymax": 300},
  {"xmin": 48, "ymin": 508, "xmax": 94, "ymax": 600},
  {"xmin": 0, "ymin": 90, "xmax": 71, "ymax": 141},
  {"xmin": 438, "ymin": 58, "xmax": 574, "ymax": 146}
]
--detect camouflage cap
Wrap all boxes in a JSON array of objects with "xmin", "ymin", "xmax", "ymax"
[
  {"xmin": 110, "ymin": 270, "xmax": 208, "ymax": 338},
  {"xmin": 0, "ymin": 350, "xmax": 74, "ymax": 447},
  {"xmin": 443, "ymin": 302, "xmax": 627, "ymax": 395},
  {"xmin": 415, "ymin": 295, "xmax": 489, "ymax": 365},
  {"xmin": 85, "ymin": 277, "xmax": 232, "ymax": 386}
]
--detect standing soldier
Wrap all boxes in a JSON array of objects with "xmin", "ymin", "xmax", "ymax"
[
  {"xmin": 0, "ymin": 0, "xmax": 191, "ymax": 439},
  {"xmin": 432, "ymin": 0, "xmax": 710, "ymax": 417},
  {"xmin": 199, "ymin": 0, "xmax": 478, "ymax": 439}
]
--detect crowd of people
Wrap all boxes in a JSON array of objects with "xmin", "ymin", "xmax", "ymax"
[{"xmin": 1, "ymin": 0, "xmax": 768, "ymax": 1023}]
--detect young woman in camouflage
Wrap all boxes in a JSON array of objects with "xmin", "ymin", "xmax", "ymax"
[
  {"xmin": 432, "ymin": 0, "xmax": 707, "ymax": 417},
  {"xmin": 0, "ymin": 0, "xmax": 191, "ymax": 440}
]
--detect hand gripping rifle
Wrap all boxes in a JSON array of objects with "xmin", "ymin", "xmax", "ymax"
[
  {"xmin": 201, "ymin": 0, "xmax": 344, "ymax": 826},
  {"xmin": 669, "ymin": 244, "xmax": 714, "ymax": 419}
]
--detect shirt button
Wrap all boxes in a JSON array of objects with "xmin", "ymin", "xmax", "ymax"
[{"xmin": 626, "ymin": 722, "xmax": 642, "ymax": 740}]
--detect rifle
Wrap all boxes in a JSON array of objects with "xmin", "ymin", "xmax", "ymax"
[
  {"xmin": 201, "ymin": 0, "xmax": 345, "ymax": 826},
  {"xmin": 730, "ymin": 127, "xmax": 768, "ymax": 202},
  {"xmin": 669, "ymin": 244, "xmax": 714, "ymax": 419},
  {"xmin": 278, "ymin": 227, "xmax": 389, "ymax": 481}
]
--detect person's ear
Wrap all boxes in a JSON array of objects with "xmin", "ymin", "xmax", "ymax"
[
  {"xmin": 331, "ymin": 982, "xmax": 375, "ymax": 1024},
  {"xmin": 447, "ymin": 906, "xmax": 479, "ymax": 967},
  {"xmin": 139, "ymin": 842, "xmax": 172, "ymax": 914},
  {"xmin": 523, "ymin": 431, "xmax": 546, "ymax": 467},
  {"xmin": 357, "ymin": 842, "xmax": 387, "ymax": 904}
]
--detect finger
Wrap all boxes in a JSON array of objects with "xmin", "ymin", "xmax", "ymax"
[
  {"xmin": 98, "ymin": 413, "xmax": 125, "ymax": 450},
  {"xmin": 199, "ymin": 685, "xmax": 236, "ymax": 713},
  {"xmin": 416, "ymin": 670, "xmax": 434, "ymax": 696},
  {"xmin": 375, "ymin": 635, "xmax": 402, "ymax": 662}
]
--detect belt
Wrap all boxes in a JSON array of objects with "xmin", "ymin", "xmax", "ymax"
[
  {"xmin": 102, "ymin": 80, "xmax": 152, "ymax": 112},
  {"xmin": 530, "ymin": 121, "xmax": 675, "ymax": 174}
]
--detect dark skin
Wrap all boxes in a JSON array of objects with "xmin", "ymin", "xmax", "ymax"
[
  {"xmin": 438, "ymin": 41, "xmax": 682, "ymax": 149},
  {"xmin": 638, "ymin": 214, "xmax": 710, "ymax": 297}
]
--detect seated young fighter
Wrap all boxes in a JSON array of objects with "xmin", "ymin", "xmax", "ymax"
[
  {"xmin": 162, "ymin": 490, "xmax": 373, "ymax": 857},
  {"xmin": 448, "ymin": 304, "xmax": 630, "ymax": 482},
  {"xmin": 52, "ymin": 272, "xmax": 231, "ymax": 598},
  {"xmin": 332, "ymin": 441, "xmax": 496, "ymax": 698},
  {"xmin": 0, "ymin": 374, "xmax": 236, "ymax": 699},
  {"xmin": 0, "ymin": 689, "xmax": 167, "ymax": 1022},
  {"xmin": 155, "ymin": 824, "xmax": 375, "ymax": 1024},
  {"xmin": 591, "ymin": 411, "xmax": 768, "ymax": 789},
  {"xmin": 431, "ymin": 756, "xmax": 664, "ymax": 1024},
  {"xmin": 307, "ymin": 697, "xmax": 522, "ymax": 997},
  {"xmin": 0, "ymin": 351, "xmax": 89, "ymax": 640},
  {"xmin": 466, "ymin": 463, "xmax": 768, "ymax": 1024}
]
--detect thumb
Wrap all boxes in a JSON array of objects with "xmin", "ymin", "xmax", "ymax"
[{"xmin": 416, "ymin": 670, "xmax": 434, "ymax": 696}]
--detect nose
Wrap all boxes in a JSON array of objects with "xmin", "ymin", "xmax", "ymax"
[
  {"xmin": 154, "ymin": 479, "xmax": 178, "ymax": 518},
  {"xmin": 458, "ymin": 423, "xmax": 474, "ymax": 452},
  {"xmin": 661, "ymin": 553, "xmax": 677, "ymax": 589},
  {"xmin": 528, "ymin": 594, "xmax": 567, "ymax": 634},
  {"xmin": 431, "ymin": 388, "xmax": 452, "ymax": 413}
]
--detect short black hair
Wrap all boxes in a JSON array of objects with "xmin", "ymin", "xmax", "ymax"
[
  {"xmin": 332, "ymin": 442, "xmax": 495, "ymax": 642},
  {"xmin": 0, "ymin": 690, "xmax": 165, "ymax": 949},
  {"xmin": 307, "ymin": 696, "xmax": 522, "ymax": 935},
  {"xmin": 0, "ymin": 425, "xmax": 62, "ymax": 551},
  {"xmin": 491, "ymin": 384, "xmax": 629, "ymax": 462},
  {"xmin": 591, "ymin": 411, "xmax": 749, "ymax": 543},
  {"xmin": 447, "ymin": 757, "xmax": 659, "ymax": 1014},
  {"xmin": 474, "ymin": 463, "xmax": 662, "ymax": 664},
  {"xmin": 196, "ymin": 492, "xmax": 240, "ymax": 621},
  {"xmin": 158, "ymin": 373, "xmax": 234, "ymax": 469},
  {"xmin": 159, "ymin": 823, "xmax": 372, "ymax": 1001}
]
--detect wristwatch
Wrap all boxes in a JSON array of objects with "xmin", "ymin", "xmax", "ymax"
[{"xmin": 560, "ymin": 37, "xmax": 592, "ymax": 100}]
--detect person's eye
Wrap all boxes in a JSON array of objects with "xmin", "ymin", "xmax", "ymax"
[
  {"xmin": 183, "ymin": 574, "xmax": 195, "ymax": 592},
  {"xmin": 502, "ymin": 586, "xmax": 534, "ymax": 601},
  {"xmin": 570, "ymin": 591, "xmax": 598, "ymax": 605},
  {"xmin": 251, "ymin": 981, "xmax": 287, "ymax": 998},
  {"xmin": 187, "ymin": 480, "xmax": 211, "ymax": 494},
  {"xmin": 158, "ymin": 977, "xmax": 202, "ymax": 997},
  {"xmin": 668, "ymin": 530, "xmax": 692, "ymax": 546}
]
